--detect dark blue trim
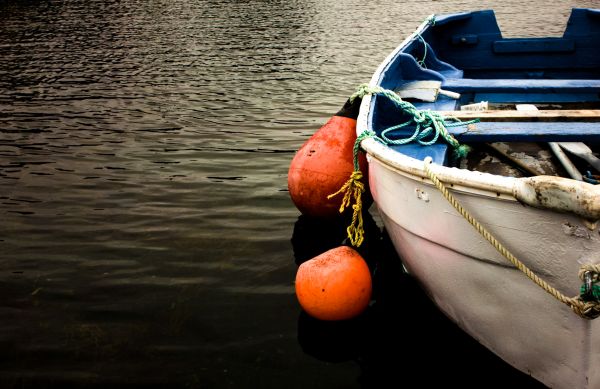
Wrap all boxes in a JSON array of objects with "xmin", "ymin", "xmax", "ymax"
[{"xmin": 443, "ymin": 78, "xmax": 600, "ymax": 93}]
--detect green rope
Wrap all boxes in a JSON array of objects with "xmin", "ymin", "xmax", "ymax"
[
  {"xmin": 330, "ymin": 79, "xmax": 475, "ymax": 247},
  {"xmin": 352, "ymin": 130, "xmax": 381, "ymax": 170},
  {"xmin": 351, "ymin": 83, "xmax": 476, "ymax": 158},
  {"xmin": 350, "ymin": 84, "xmax": 384, "ymax": 103},
  {"xmin": 417, "ymin": 16, "xmax": 436, "ymax": 68},
  {"xmin": 581, "ymin": 284, "xmax": 600, "ymax": 301},
  {"xmin": 579, "ymin": 266, "xmax": 600, "ymax": 303},
  {"xmin": 417, "ymin": 35, "xmax": 428, "ymax": 68}
]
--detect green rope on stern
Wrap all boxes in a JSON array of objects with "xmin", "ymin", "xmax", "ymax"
[{"xmin": 352, "ymin": 83, "xmax": 475, "ymax": 159}]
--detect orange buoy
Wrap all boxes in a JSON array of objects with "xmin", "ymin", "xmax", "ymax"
[
  {"xmin": 295, "ymin": 246, "xmax": 372, "ymax": 321},
  {"xmin": 288, "ymin": 98, "xmax": 369, "ymax": 219}
]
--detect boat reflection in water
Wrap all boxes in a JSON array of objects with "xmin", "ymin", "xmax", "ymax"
[{"xmin": 291, "ymin": 212, "xmax": 545, "ymax": 387}]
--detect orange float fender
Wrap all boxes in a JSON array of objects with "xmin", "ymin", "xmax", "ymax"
[
  {"xmin": 295, "ymin": 246, "xmax": 372, "ymax": 321},
  {"xmin": 288, "ymin": 98, "xmax": 369, "ymax": 219}
]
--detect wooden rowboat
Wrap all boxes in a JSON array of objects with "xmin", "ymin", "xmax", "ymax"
[{"xmin": 356, "ymin": 8, "xmax": 600, "ymax": 388}]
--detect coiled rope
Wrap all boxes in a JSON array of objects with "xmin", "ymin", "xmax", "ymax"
[
  {"xmin": 423, "ymin": 157, "xmax": 600, "ymax": 319},
  {"xmin": 351, "ymin": 83, "xmax": 474, "ymax": 158}
]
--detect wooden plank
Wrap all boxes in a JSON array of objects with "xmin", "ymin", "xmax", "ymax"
[
  {"xmin": 485, "ymin": 142, "xmax": 560, "ymax": 176},
  {"xmin": 435, "ymin": 109, "xmax": 600, "ymax": 122},
  {"xmin": 448, "ymin": 122, "xmax": 600, "ymax": 142},
  {"xmin": 485, "ymin": 142, "xmax": 544, "ymax": 176}
]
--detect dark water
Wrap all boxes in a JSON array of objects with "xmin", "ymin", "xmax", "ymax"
[{"xmin": 0, "ymin": 1, "xmax": 595, "ymax": 387}]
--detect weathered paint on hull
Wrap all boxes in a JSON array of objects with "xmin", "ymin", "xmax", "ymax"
[{"xmin": 368, "ymin": 156, "xmax": 600, "ymax": 388}]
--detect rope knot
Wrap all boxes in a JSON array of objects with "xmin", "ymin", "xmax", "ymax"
[
  {"xmin": 547, "ymin": 264, "xmax": 600, "ymax": 320},
  {"xmin": 327, "ymin": 171, "xmax": 364, "ymax": 213},
  {"xmin": 576, "ymin": 264, "xmax": 600, "ymax": 318},
  {"xmin": 328, "ymin": 170, "xmax": 366, "ymax": 247},
  {"xmin": 578, "ymin": 263, "xmax": 600, "ymax": 283},
  {"xmin": 350, "ymin": 84, "xmax": 385, "ymax": 103},
  {"xmin": 327, "ymin": 130, "xmax": 382, "ymax": 248}
]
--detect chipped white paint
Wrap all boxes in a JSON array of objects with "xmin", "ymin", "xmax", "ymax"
[
  {"xmin": 415, "ymin": 188, "xmax": 429, "ymax": 202},
  {"xmin": 460, "ymin": 101, "xmax": 488, "ymax": 111},
  {"xmin": 562, "ymin": 222, "xmax": 592, "ymax": 239}
]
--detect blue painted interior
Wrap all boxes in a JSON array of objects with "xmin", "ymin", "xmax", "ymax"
[
  {"xmin": 450, "ymin": 122, "xmax": 600, "ymax": 143},
  {"xmin": 369, "ymin": 8, "xmax": 600, "ymax": 164}
]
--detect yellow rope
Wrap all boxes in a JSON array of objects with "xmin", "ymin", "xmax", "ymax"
[
  {"xmin": 327, "ymin": 171, "xmax": 365, "ymax": 247},
  {"xmin": 579, "ymin": 264, "xmax": 600, "ymax": 283},
  {"xmin": 423, "ymin": 157, "xmax": 600, "ymax": 319}
]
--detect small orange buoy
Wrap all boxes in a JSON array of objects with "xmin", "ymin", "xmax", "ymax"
[
  {"xmin": 295, "ymin": 246, "xmax": 372, "ymax": 321},
  {"xmin": 288, "ymin": 98, "xmax": 369, "ymax": 219}
]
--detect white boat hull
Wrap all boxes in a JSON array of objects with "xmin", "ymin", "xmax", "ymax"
[{"xmin": 368, "ymin": 154, "xmax": 600, "ymax": 388}]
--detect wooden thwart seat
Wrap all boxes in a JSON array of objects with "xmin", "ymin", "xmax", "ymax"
[{"xmin": 436, "ymin": 109, "xmax": 600, "ymax": 122}]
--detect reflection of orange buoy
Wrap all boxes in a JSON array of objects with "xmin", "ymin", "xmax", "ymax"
[
  {"xmin": 288, "ymin": 98, "xmax": 368, "ymax": 219},
  {"xmin": 295, "ymin": 246, "xmax": 372, "ymax": 321}
]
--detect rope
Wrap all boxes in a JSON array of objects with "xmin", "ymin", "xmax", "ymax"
[
  {"xmin": 417, "ymin": 16, "xmax": 436, "ymax": 68},
  {"xmin": 417, "ymin": 35, "xmax": 428, "ymax": 68},
  {"xmin": 327, "ymin": 171, "xmax": 365, "ymax": 247},
  {"xmin": 423, "ymin": 157, "xmax": 600, "ymax": 319},
  {"xmin": 351, "ymin": 83, "xmax": 474, "ymax": 159},
  {"xmin": 327, "ymin": 130, "xmax": 382, "ymax": 247},
  {"xmin": 350, "ymin": 84, "xmax": 384, "ymax": 103},
  {"xmin": 583, "ymin": 171, "xmax": 599, "ymax": 185},
  {"xmin": 331, "ymin": 82, "xmax": 474, "ymax": 247}
]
